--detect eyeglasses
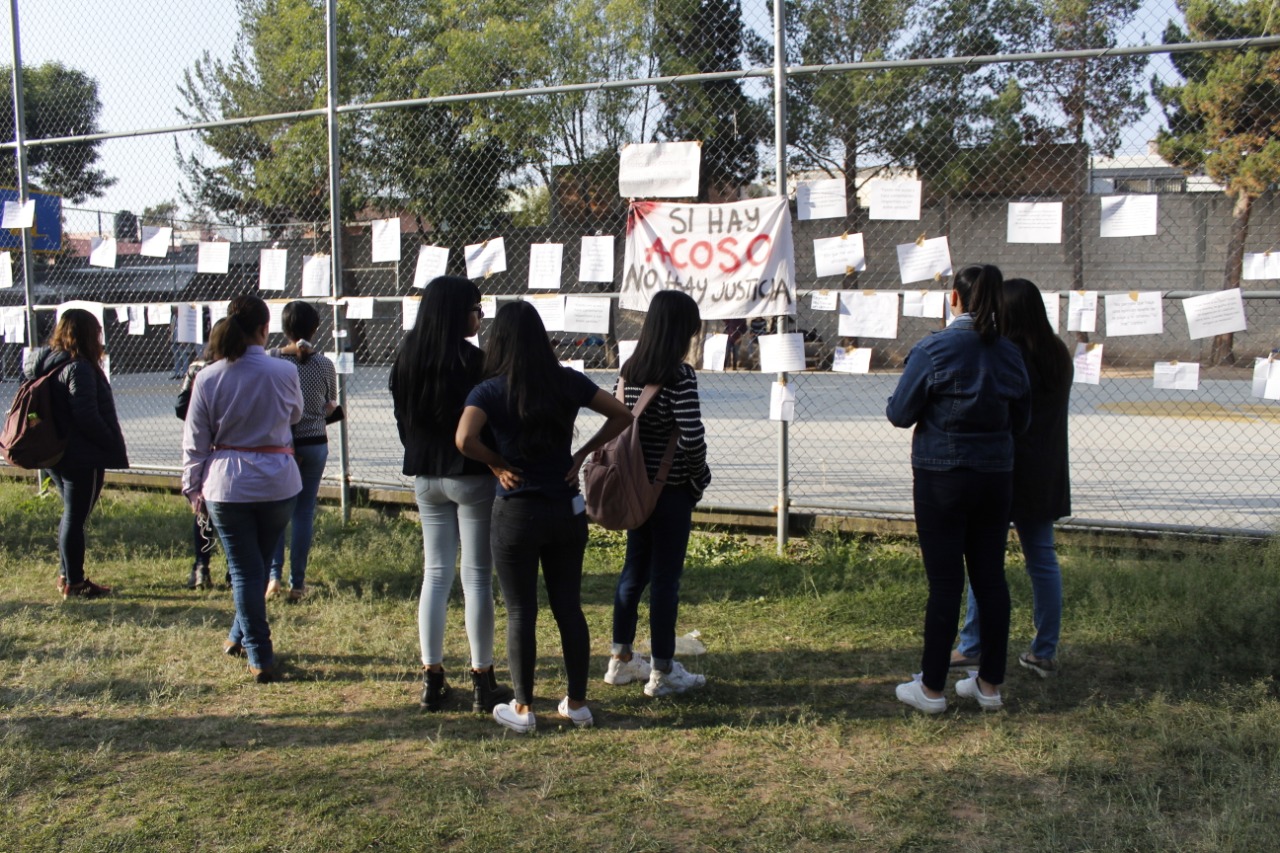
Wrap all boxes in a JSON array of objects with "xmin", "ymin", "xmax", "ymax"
[{"xmin": 471, "ymin": 304, "xmax": 484, "ymax": 317}]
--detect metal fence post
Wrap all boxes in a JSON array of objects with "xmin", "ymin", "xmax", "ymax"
[
  {"xmin": 772, "ymin": 0, "xmax": 789, "ymax": 555},
  {"xmin": 324, "ymin": 0, "xmax": 351, "ymax": 522},
  {"xmin": 7, "ymin": 0, "xmax": 37, "ymax": 350}
]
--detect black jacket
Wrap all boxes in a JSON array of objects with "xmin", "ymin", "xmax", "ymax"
[
  {"xmin": 1012, "ymin": 357, "xmax": 1071, "ymax": 522},
  {"xmin": 25, "ymin": 347, "xmax": 129, "ymax": 470},
  {"xmin": 389, "ymin": 342, "xmax": 489, "ymax": 478}
]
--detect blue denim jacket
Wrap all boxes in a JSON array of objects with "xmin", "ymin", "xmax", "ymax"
[{"xmin": 885, "ymin": 315, "xmax": 1031, "ymax": 472}]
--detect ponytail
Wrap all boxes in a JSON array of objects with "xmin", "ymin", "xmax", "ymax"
[
  {"xmin": 210, "ymin": 295, "xmax": 270, "ymax": 362},
  {"xmin": 953, "ymin": 264, "xmax": 1004, "ymax": 345}
]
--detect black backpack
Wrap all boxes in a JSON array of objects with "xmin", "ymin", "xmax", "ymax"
[{"xmin": 0, "ymin": 363, "xmax": 68, "ymax": 469}]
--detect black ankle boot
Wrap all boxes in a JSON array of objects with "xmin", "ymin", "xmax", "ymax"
[
  {"xmin": 420, "ymin": 668, "xmax": 449, "ymax": 712},
  {"xmin": 472, "ymin": 667, "xmax": 515, "ymax": 713}
]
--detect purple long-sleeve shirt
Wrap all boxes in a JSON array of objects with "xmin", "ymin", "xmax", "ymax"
[{"xmin": 182, "ymin": 346, "xmax": 304, "ymax": 503}]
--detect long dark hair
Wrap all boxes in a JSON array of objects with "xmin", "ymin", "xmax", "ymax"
[
  {"xmin": 391, "ymin": 276, "xmax": 482, "ymax": 429},
  {"xmin": 1002, "ymin": 278, "xmax": 1072, "ymax": 391},
  {"xmin": 621, "ymin": 290, "xmax": 701, "ymax": 386},
  {"xmin": 210, "ymin": 294, "xmax": 270, "ymax": 362},
  {"xmin": 483, "ymin": 300, "xmax": 574, "ymax": 457},
  {"xmin": 50, "ymin": 308, "xmax": 103, "ymax": 365},
  {"xmin": 952, "ymin": 264, "xmax": 1003, "ymax": 345}
]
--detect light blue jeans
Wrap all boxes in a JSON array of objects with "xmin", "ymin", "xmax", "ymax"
[
  {"xmin": 414, "ymin": 474, "xmax": 496, "ymax": 669},
  {"xmin": 957, "ymin": 518, "xmax": 1062, "ymax": 662},
  {"xmin": 269, "ymin": 443, "xmax": 328, "ymax": 589}
]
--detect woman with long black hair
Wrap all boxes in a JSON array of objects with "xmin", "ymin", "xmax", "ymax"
[
  {"xmin": 952, "ymin": 277, "xmax": 1072, "ymax": 678},
  {"xmin": 457, "ymin": 300, "xmax": 632, "ymax": 733},
  {"xmin": 391, "ymin": 276, "xmax": 512, "ymax": 713},
  {"xmin": 605, "ymin": 290, "xmax": 712, "ymax": 697},
  {"xmin": 886, "ymin": 265, "xmax": 1030, "ymax": 712}
]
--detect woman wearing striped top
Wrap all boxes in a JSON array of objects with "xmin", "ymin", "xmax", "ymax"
[{"xmin": 605, "ymin": 290, "xmax": 713, "ymax": 697}]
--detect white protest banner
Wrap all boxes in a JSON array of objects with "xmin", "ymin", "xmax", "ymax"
[{"xmin": 622, "ymin": 197, "xmax": 794, "ymax": 320}]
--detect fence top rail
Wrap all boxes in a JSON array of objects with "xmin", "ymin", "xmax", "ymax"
[{"xmin": 3, "ymin": 36, "xmax": 1278, "ymax": 151}]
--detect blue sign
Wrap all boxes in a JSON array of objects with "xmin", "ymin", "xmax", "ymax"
[{"xmin": 0, "ymin": 188, "xmax": 63, "ymax": 252}]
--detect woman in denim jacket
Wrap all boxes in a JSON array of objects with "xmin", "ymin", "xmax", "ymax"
[{"xmin": 886, "ymin": 264, "xmax": 1030, "ymax": 713}]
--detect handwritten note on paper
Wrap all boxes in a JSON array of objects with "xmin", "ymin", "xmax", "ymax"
[
  {"xmin": 579, "ymin": 235, "xmax": 615, "ymax": 283},
  {"xmin": 618, "ymin": 141, "xmax": 701, "ymax": 199},
  {"xmin": 1042, "ymin": 291, "xmax": 1060, "ymax": 334},
  {"xmin": 831, "ymin": 346, "xmax": 873, "ymax": 374},
  {"xmin": 2, "ymin": 307, "xmax": 25, "ymax": 343},
  {"xmin": 465, "ymin": 237, "xmax": 507, "ymax": 279},
  {"xmin": 89, "ymin": 236, "xmax": 117, "ymax": 269},
  {"xmin": 1183, "ymin": 288, "xmax": 1247, "ymax": 340},
  {"xmin": 480, "ymin": 295, "xmax": 497, "ymax": 318},
  {"xmin": 197, "ymin": 241, "xmax": 231, "ymax": 275},
  {"xmin": 1100, "ymin": 194, "xmax": 1158, "ymax": 238},
  {"xmin": 267, "ymin": 300, "xmax": 286, "ymax": 334},
  {"xmin": 175, "ymin": 304, "xmax": 202, "ymax": 344},
  {"xmin": 769, "ymin": 382, "xmax": 796, "ymax": 422},
  {"xmin": 413, "ymin": 245, "xmax": 449, "ymax": 288},
  {"xmin": 1073, "ymin": 342, "xmax": 1103, "ymax": 385},
  {"xmin": 1153, "ymin": 361, "xmax": 1200, "ymax": 391},
  {"xmin": 1067, "ymin": 290, "xmax": 1098, "ymax": 333},
  {"xmin": 207, "ymin": 301, "xmax": 228, "ymax": 325},
  {"xmin": 902, "ymin": 290, "xmax": 945, "ymax": 319},
  {"xmin": 256, "ymin": 248, "xmax": 286, "ymax": 291},
  {"xmin": 1104, "ymin": 292, "xmax": 1163, "ymax": 337},
  {"xmin": 528, "ymin": 243, "xmax": 564, "ymax": 290},
  {"xmin": 1242, "ymin": 252, "xmax": 1280, "ymax": 280},
  {"xmin": 1007, "ymin": 201, "xmax": 1063, "ymax": 244},
  {"xmin": 813, "ymin": 233, "xmax": 866, "ymax": 278},
  {"xmin": 869, "ymin": 179, "xmax": 922, "ymax": 221},
  {"xmin": 302, "ymin": 255, "xmax": 331, "ymax": 297},
  {"xmin": 1252, "ymin": 358, "xmax": 1272, "ymax": 397},
  {"xmin": 140, "ymin": 226, "xmax": 172, "ymax": 258},
  {"xmin": 0, "ymin": 252, "xmax": 10, "ymax": 289},
  {"xmin": 702, "ymin": 334, "xmax": 728, "ymax": 371},
  {"xmin": 127, "ymin": 306, "xmax": 146, "ymax": 336},
  {"xmin": 896, "ymin": 236, "xmax": 952, "ymax": 285},
  {"xmin": 370, "ymin": 217, "xmax": 401, "ymax": 264},
  {"xmin": 758, "ymin": 333, "xmax": 807, "ymax": 373},
  {"xmin": 527, "ymin": 294, "xmax": 566, "ymax": 331},
  {"xmin": 563, "ymin": 295, "xmax": 611, "ymax": 333},
  {"xmin": 344, "ymin": 297, "xmax": 375, "ymax": 320},
  {"xmin": 401, "ymin": 296, "xmax": 420, "ymax": 331},
  {"xmin": 146, "ymin": 303, "xmax": 172, "ymax": 326},
  {"xmin": 618, "ymin": 339, "xmax": 639, "ymax": 368},
  {"xmin": 810, "ymin": 290, "xmax": 839, "ymax": 311},
  {"xmin": 838, "ymin": 291, "xmax": 899, "ymax": 339},
  {"xmin": 1, "ymin": 199, "xmax": 35, "ymax": 229},
  {"xmin": 1266, "ymin": 363, "xmax": 1280, "ymax": 400},
  {"xmin": 796, "ymin": 179, "xmax": 847, "ymax": 221}
]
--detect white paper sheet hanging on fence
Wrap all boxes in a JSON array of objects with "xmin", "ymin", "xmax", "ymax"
[
  {"xmin": 758, "ymin": 332, "xmax": 806, "ymax": 373},
  {"xmin": 1006, "ymin": 201, "xmax": 1063, "ymax": 243},
  {"xmin": 1103, "ymin": 291, "xmax": 1163, "ymax": 337},
  {"xmin": 1266, "ymin": 363, "xmax": 1280, "ymax": 401},
  {"xmin": 1153, "ymin": 361, "xmax": 1199, "ymax": 391},
  {"xmin": 1, "ymin": 306, "xmax": 24, "ymax": 342},
  {"xmin": 701, "ymin": 334, "xmax": 727, "ymax": 371},
  {"xmin": 1067, "ymin": 290, "xmax": 1097, "ymax": 333},
  {"xmin": 563, "ymin": 296, "xmax": 611, "ymax": 333},
  {"xmin": 769, "ymin": 382, "xmax": 796, "ymax": 421},
  {"xmin": 197, "ymin": 241, "xmax": 231, "ymax": 275},
  {"xmin": 257, "ymin": 248, "xmax": 287, "ymax": 291},
  {"xmin": 618, "ymin": 141, "xmax": 701, "ymax": 199},
  {"xmin": 902, "ymin": 290, "xmax": 945, "ymax": 319},
  {"xmin": 480, "ymin": 295, "xmax": 497, "ymax": 318},
  {"xmin": 140, "ymin": 226, "xmax": 172, "ymax": 258},
  {"xmin": 813, "ymin": 233, "xmax": 866, "ymax": 278},
  {"xmin": 618, "ymin": 339, "xmax": 639, "ymax": 368},
  {"xmin": 810, "ymin": 290, "xmax": 838, "ymax": 311},
  {"xmin": 1183, "ymin": 288, "xmax": 1246, "ymax": 340},
  {"xmin": 413, "ymin": 245, "xmax": 449, "ymax": 288},
  {"xmin": 796, "ymin": 179, "xmax": 847, "ymax": 221},
  {"xmin": 302, "ymin": 255, "xmax": 331, "ymax": 297},
  {"xmin": 402, "ymin": 296, "xmax": 420, "ymax": 331},
  {"xmin": 831, "ymin": 346, "xmax": 873, "ymax": 374},
  {"xmin": 526, "ymin": 294, "xmax": 566, "ymax": 331},
  {"xmin": 127, "ymin": 306, "xmax": 146, "ymax": 336},
  {"xmin": 145, "ymin": 303, "xmax": 171, "ymax": 325},
  {"xmin": 114, "ymin": 306, "xmax": 128, "ymax": 325},
  {"xmin": 1073, "ymin": 342, "xmax": 1103, "ymax": 385},
  {"xmin": 207, "ymin": 301, "xmax": 228, "ymax": 325},
  {"xmin": 0, "ymin": 251, "xmax": 11, "ymax": 289},
  {"xmin": 869, "ymin": 179, "xmax": 922, "ymax": 220},
  {"xmin": 267, "ymin": 300, "xmax": 286, "ymax": 334},
  {"xmin": 176, "ymin": 304, "xmax": 203, "ymax": 344},
  {"xmin": 622, "ymin": 197, "xmax": 795, "ymax": 320},
  {"xmin": 1100, "ymin": 194, "xmax": 1158, "ymax": 237},
  {"xmin": 344, "ymin": 297, "xmax": 375, "ymax": 320},
  {"xmin": 1042, "ymin": 291, "xmax": 1060, "ymax": 334},
  {"xmin": 528, "ymin": 243, "xmax": 563, "ymax": 290},
  {"xmin": 559, "ymin": 359, "xmax": 586, "ymax": 374},
  {"xmin": 465, "ymin": 238, "xmax": 507, "ymax": 279},
  {"xmin": 370, "ymin": 218, "xmax": 401, "ymax": 263},
  {"xmin": 2, "ymin": 199, "xmax": 34, "ymax": 229},
  {"xmin": 896, "ymin": 237, "xmax": 952, "ymax": 285},
  {"xmin": 1252, "ymin": 358, "xmax": 1271, "ymax": 397},
  {"xmin": 89, "ymin": 236, "xmax": 117, "ymax": 269},
  {"xmin": 838, "ymin": 291, "xmax": 899, "ymax": 339},
  {"xmin": 333, "ymin": 352, "xmax": 355, "ymax": 374},
  {"xmin": 579, "ymin": 235, "xmax": 615, "ymax": 283},
  {"xmin": 1242, "ymin": 252, "xmax": 1280, "ymax": 280}
]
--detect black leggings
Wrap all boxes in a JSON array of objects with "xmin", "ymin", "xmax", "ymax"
[
  {"xmin": 48, "ymin": 466, "xmax": 106, "ymax": 585},
  {"xmin": 490, "ymin": 493, "xmax": 590, "ymax": 705}
]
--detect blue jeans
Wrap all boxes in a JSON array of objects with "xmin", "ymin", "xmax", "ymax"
[
  {"xmin": 209, "ymin": 497, "xmax": 297, "ymax": 670},
  {"xmin": 612, "ymin": 485, "xmax": 695, "ymax": 669},
  {"xmin": 414, "ymin": 473, "xmax": 496, "ymax": 669},
  {"xmin": 913, "ymin": 467, "xmax": 1012, "ymax": 691},
  {"xmin": 957, "ymin": 518, "xmax": 1062, "ymax": 661},
  {"xmin": 48, "ymin": 466, "xmax": 105, "ymax": 585},
  {"xmin": 269, "ymin": 443, "xmax": 328, "ymax": 588}
]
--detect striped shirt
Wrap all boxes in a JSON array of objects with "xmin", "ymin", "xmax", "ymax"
[{"xmin": 621, "ymin": 363, "xmax": 712, "ymax": 501}]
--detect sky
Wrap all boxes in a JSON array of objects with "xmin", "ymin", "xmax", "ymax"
[{"xmin": 2, "ymin": 0, "xmax": 1184, "ymax": 226}]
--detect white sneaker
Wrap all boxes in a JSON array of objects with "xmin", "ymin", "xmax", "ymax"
[
  {"xmin": 557, "ymin": 696, "xmax": 594, "ymax": 728},
  {"xmin": 955, "ymin": 673, "xmax": 1004, "ymax": 710},
  {"xmin": 895, "ymin": 675, "xmax": 947, "ymax": 714},
  {"xmin": 492, "ymin": 700, "xmax": 536, "ymax": 733},
  {"xmin": 644, "ymin": 661, "xmax": 706, "ymax": 697},
  {"xmin": 604, "ymin": 654, "xmax": 652, "ymax": 685}
]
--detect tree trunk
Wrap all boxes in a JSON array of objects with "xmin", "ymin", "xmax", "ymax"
[{"xmin": 1210, "ymin": 191, "xmax": 1253, "ymax": 366}]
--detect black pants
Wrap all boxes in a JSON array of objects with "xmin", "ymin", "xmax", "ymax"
[
  {"xmin": 913, "ymin": 467, "xmax": 1012, "ymax": 691},
  {"xmin": 491, "ymin": 493, "xmax": 591, "ymax": 705},
  {"xmin": 48, "ymin": 466, "xmax": 106, "ymax": 585}
]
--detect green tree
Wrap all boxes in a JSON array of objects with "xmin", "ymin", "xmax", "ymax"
[
  {"xmin": 142, "ymin": 201, "xmax": 180, "ymax": 225},
  {"xmin": 1157, "ymin": 0, "xmax": 1280, "ymax": 365},
  {"xmin": 0, "ymin": 62, "xmax": 115, "ymax": 202}
]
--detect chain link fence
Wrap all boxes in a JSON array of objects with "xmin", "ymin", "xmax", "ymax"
[{"xmin": 3, "ymin": 0, "xmax": 1279, "ymax": 537}]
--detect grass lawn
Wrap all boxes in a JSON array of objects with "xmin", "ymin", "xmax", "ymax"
[{"xmin": 2, "ymin": 480, "xmax": 1279, "ymax": 852}]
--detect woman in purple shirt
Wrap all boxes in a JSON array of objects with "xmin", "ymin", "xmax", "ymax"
[{"xmin": 182, "ymin": 295, "xmax": 303, "ymax": 683}]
